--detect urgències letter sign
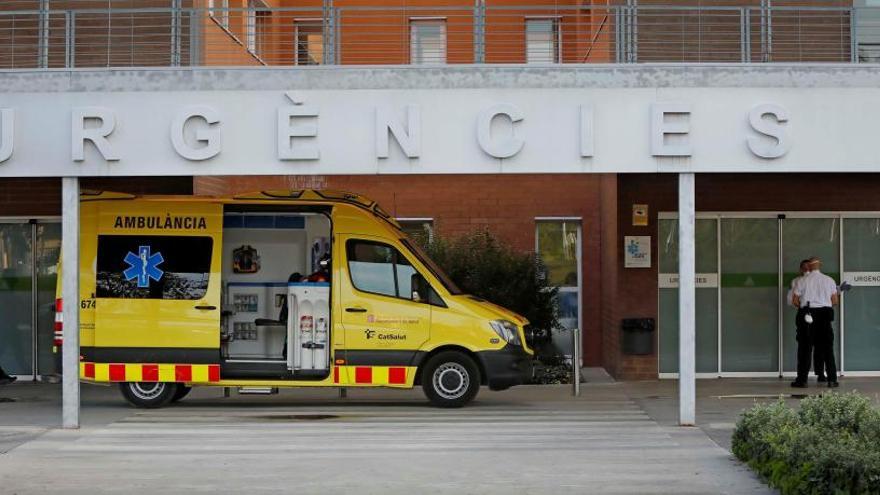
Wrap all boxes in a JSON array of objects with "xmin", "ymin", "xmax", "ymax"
[{"xmin": 0, "ymin": 87, "xmax": 870, "ymax": 176}]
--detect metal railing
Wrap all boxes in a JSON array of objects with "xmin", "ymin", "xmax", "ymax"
[{"xmin": 0, "ymin": 4, "xmax": 876, "ymax": 69}]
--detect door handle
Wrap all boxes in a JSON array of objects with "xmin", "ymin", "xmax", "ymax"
[
  {"xmin": 345, "ymin": 307, "xmax": 367, "ymax": 313},
  {"xmin": 195, "ymin": 305, "xmax": 217, "ymax": 311}
]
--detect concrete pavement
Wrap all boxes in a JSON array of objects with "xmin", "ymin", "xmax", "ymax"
[{"xmin": 0, "ymin": 378, "xmax": 774, "ymax": 494}]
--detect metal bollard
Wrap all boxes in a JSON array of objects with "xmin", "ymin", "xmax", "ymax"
[{"xmin": 572, "ymin": 328, "xmax": 581, "ymax": 397}]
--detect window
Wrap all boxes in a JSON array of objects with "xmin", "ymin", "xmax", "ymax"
[
  {"xmin": 397, "ymin": 218, "xmax": 434, "ymax": 245},
  {"xmin": 294, "ymin": 20, "xmax": 324, "ymax": 65},
  {"xmin": 347, "ymin": 240, "xmax": 421, "ymax": 300},
  {"xmin": 536, "ymin": 220, "xmax": 581, "ymax": 332},
  {"xmin": 855, "ymin": 0, "xmax": 880, "ymax": 62},
  {"xmin": 247, "ymin": 0, "xmax": 270, "ymax": 56},
  {"xmin": 96, "ymin": 235, "xmax": 213, "ymax": 300},
  {"xmin": 208, "ymin": 0, "xmax": 230, "ymax": 30},
  {"xmin": 410, "ymin": 19, "xmax": 446, "ymax": 65},
  {"xmin": 526, "ymin": 18, "xmax": 559, "ymax": 64}
]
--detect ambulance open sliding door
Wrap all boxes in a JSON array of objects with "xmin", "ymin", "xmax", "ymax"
[{"xmin": 93, "ymin": 202, "xmax": 223, "ymax": 356}]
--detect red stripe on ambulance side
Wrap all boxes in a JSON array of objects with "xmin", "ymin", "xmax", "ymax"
[
  {"xmin": 355, "ymin": 367, "xmax": 372, "ymax": 384},
  {"xmin": 175, "ymin": 364, "xmax": 192, "ymax": 382},
  {"xmin": 333, "ymin": 367, "xmax": 339, "ymax": 384},
  {"xmin": 142, "ymin": 364, "xmax": 159, "ymax": 382},
  {"xmin": 388, "ymin": 367, "xmax": 406, "ymax": 385},
  {"xmin": 208, "ymin": 365, "xmax": 220, "ymax": 382},
  {"xmin": 83, "ymin": 362, "xmax": 95, "ymax": 379},
  {"xmin": 108, "ymin": 364, "xmax": 126, "ymax": 382}
]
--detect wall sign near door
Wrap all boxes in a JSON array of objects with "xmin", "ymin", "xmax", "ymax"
[
  {"xmin": 624, "ymin": 236, "xmax": 651, "ymax": 268},
  {"xmin": 842, "ymin": 272, "xmax": 880, "ymax": 287},
  {"xmin": 632, "ymin": 204, "xmax": 649, "ymax": 226},
  {"xmin": 657, "ymin": 273, "xmax": 719, "ymax": 289}
]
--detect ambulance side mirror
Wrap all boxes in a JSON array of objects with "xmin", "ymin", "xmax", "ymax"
[{"xmin": 411, "ymin": 273, "xmax": 427, "ymax": 303}]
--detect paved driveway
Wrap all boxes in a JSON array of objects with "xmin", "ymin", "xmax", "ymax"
[{"xmin": 0, "ymin": 381, "xmax": 772, "ymax": 494}]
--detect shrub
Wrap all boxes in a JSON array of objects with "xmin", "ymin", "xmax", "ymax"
[
  {"xmin": 798, "ymin": 391, "xmax": 875, "ymax": 434},
  {"xmin": 733, "ymin": 392, "xmax": 880, "ymax": 495},
  {"xmin": 419, "ymin": 230, "xmax": 561, "ymax": 347},
  {"xmin": 731, "ymin": 399, "xmax": 798, "ymax": 465}
]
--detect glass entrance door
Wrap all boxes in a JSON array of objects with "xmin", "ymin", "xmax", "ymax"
[
  {"xmin": 842, "ymin": 218, "xmax": 880, "ymax": 371},
  {"xmin": 720, "ymin": 218, "xmax": 779, "ymax": 373},
  {"xmin": 781, "ymin": 218, "xmax": 840, "ymax": 374},
  {"xmin": 0, "ymin": 222, "xmax": 35, "ymax": 376},
  {"xmin": 536, "ymin": 219, "xmax": 582, "ymax": 360},
  {"xmin": 0, "ymin": 219, "xmax": 61, "ymax": 378},
  {"xmin": 658, "ymin": 218, "xmax": 719, "ymax": 374},
  {"xmin": 660, "ymin": 213, "xmax": 880, "ymax": 377}
]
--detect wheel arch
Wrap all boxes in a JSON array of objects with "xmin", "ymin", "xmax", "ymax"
[{"xmin": 414, "ymin": 345, "xmax": 486, "ymax": 386}]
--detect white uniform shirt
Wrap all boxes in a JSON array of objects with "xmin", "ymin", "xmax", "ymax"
[
  {"xmin": 787, "ymin": 274, "xmax": 806, "ymax": 307},
  {"xmin": 794, "ymin": 270, "xmax": 838, "ymax": 308}
]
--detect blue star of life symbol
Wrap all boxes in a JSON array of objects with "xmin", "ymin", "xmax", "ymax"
[
  {"xmin": 123, "ymin": 246, "xmax": 164, "ymax": 288},
  {"xmin": 627, "ymin": 240, "xmax": 640, "ymax": 256}
]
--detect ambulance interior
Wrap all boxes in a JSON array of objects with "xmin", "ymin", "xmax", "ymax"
[{"xmin": 220, "ymin": 206, "xmax": 332, "ymax": 380}]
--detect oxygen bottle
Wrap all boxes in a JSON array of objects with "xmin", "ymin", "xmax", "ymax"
[
  {"xmin": 314, "ymin": 316, "xmax": 328, "ymax": 370},
  {"xmin": 299, "ymin": 301, "xmax": 314, "ymax": 370}
]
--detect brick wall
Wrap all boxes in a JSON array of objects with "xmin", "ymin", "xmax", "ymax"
[{"xmin": 0, "ymin": 177, "xmax": 193, "ymax": 217}]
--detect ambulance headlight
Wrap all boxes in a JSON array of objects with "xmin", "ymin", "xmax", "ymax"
[{"xmin": 490, "ymin": 320, "xmax": 522, "ymax": 346}]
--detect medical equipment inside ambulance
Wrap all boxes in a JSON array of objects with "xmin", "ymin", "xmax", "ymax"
[{"xmin": 220, "ymin": 211, "xmax": 331, "ymax": 377}]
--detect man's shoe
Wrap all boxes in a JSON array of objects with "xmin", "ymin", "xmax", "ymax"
[
  {"xmin": 791, "ymin": 381, "xmax": 807, "ymax": 388},
  {"xmin": 828, "ymin": 381, "xmax": 840, "ymax": 388},
  {"xmin": 817, "ymin": 375, "xmax": 827, "ymax": 383},
  {"xmin": 0, "ymin": 376, "xmax": 15, "ymax": 386}
]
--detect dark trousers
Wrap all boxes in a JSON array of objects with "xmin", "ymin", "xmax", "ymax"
[
  {"xmin": 813, "ymin": 346, "xmax": 825, "ymax": 378},
  {"xmin": 795, "ymin": 308, "xmax": 813, "ymax": 383},
  {"xmin": 796, "ymin": 307, "xmax": 837, "ymax": 383},
  {"xmin": 811, "ymin": 307, "xmax": 837, "ymax": 383}
]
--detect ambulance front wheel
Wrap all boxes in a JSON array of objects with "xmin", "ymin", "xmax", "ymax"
[
  {"xmin": 119, "ymin": 382, "xmax": 178, "ymax": 408},
  {"xmin": 421, "ymin": 351, "xmax": 480, "ymax": 408}
]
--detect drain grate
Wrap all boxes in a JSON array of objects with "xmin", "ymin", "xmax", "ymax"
[{"xmin": 253, "ymin": 414, "xmax": 339, "ymax": 421}]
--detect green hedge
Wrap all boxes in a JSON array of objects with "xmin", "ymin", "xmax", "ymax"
[{"xmin": 732, "ymin": 392, "xmax": 880, "ymax": 494}]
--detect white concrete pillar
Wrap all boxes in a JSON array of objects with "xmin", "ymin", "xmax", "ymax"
[
  {"xmin": 61, "ymin": 177, "xmax": 80, "ymax": 429},
  {"xmin": 678, "ymin": 172, "xmax": 696, "ymax": 426}
]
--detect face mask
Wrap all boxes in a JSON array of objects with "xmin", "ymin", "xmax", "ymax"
[{"xmin": 804, "ymin": 313, "xmax": 814, "ymax": 324}]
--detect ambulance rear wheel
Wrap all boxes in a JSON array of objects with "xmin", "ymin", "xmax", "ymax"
[
  {"xmin": 421, "ymin": 351, "xmax": 480, "ymax": 408},
  {"xmin": 171, "ymin": 385, "xmax": 192, "ymax": 403},
  {"xmin": 120, "ymin": 382, "xmax": 178, "ymax": 408}
]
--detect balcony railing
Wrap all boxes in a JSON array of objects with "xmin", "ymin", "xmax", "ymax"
[{"xmin": 0, "ymin": 4, "xmax": 876, "ymax": 69}]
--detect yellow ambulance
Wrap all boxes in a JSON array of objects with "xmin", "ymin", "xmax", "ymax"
[{"xmin": 56, "ymin": 190, "xmax": 533, "ymax": 408}]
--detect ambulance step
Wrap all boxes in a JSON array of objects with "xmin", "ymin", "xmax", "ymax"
[{"xmin": 237, "ymin": 387, "xmax": 279, "ymax": 395}]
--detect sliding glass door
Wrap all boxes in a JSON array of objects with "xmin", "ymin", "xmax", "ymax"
[
  {"xmin": 658, "ymin": 218, "xmax": 718, "ymax": 374},
  {"xmin": 659, "ymin": 213, "xmax": 877, "ymax": 377},
  {"xmin": 781, "ymin": 218, "xmax": 840, "ymax": 373},
  {"xmin": 842, "ymin": 218, "xmax": 880, "ymax": 372},
  {"xmin": 720, "ymin": 218, "xmax": 779, "ymax": 373},
  {"xmin": 0, "ymin": 219, "xmax": 61, "ymax": 378}
]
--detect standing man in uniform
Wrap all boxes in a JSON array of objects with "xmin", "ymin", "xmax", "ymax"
[
  {"xmin": 792, "ymin": 257, "xmax": 840, "ymax": 388},
  {"xmin": 788, "ymin": 259, "xmax": 825, "ymax": 383},
  {"xmin": 789, "ymin": 260, "xmax": 814, "ymax": 387}
]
